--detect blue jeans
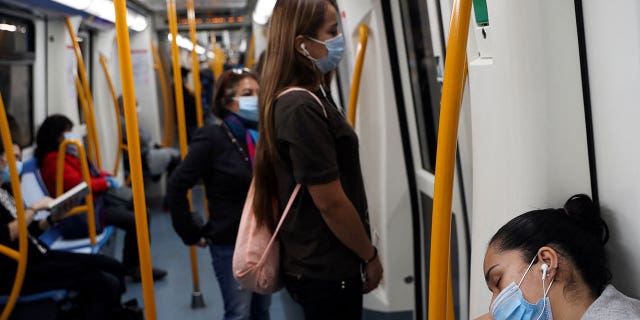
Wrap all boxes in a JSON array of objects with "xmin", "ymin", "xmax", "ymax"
[{"xmin": 209, "ymin": 244, "xmax": 271, "ymax": 320}]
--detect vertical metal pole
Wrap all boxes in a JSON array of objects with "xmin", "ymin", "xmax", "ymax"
[
  {"xmin": 428, "ymin": 0, "xmax": 472, "ymax": 318},
  {"xmin": 167, "ymin": 0, "xmax": 204, "ymax": 307},
  {"xmin": 65, "ymin": 18, "xmax": 102, "ymax": 170},
  {"xmin": 187, "ymin": 0, "xmax": 204, "ymax": 128},
  {"xmin": 112, "ymin": 2, "xmax": 157, "ymax": 319},
  {"xmin": 99, "ymin": 54, "xmax": 125, "ymax": 176},
  {"xmin": 151, "ymin": 42, "xmax": 175, "ymax": 148},
  {"xmin": 0, "ymin": 93, "xmax": 28, "ymax": 320}
]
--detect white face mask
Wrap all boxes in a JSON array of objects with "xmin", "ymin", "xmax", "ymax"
[{"xmin": 490, "ymin": 256, "xmax": 554, "ymax": 320}]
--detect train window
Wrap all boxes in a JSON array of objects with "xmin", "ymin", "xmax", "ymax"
[
  {"xmin": 0, "ymin": 13, "xmax": 35, "ymax": 146},
  {"xmin": 75, "ymin": 28, "xmax": 92, "ymax": 124},
  {"xmin": 399, "ymin": 0, "xmax": 442, "ymax": 173}
]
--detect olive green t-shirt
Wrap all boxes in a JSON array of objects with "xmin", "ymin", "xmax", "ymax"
[{"xmin": 274, "ymin": 89, "xmax": 370, "ymax": 281}]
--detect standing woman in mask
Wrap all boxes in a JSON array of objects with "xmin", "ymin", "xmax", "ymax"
[
  {"xmin": 166, "ymin": 69, "xmax": 271, "ymax": 319},
  {"xmin": 252, "ymin": 0, "xmax": 383, "ymax": 318},
  {"xmin": 478, "ymin": 194, "xmax": 640, "ymax": 320}
]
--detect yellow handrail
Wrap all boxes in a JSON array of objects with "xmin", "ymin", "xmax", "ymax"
[
  {"xmin": 113, "ymin": 1, "xmax": 157, "ymax": 319},
  {"xmin": 55, "ymin": 139, "xmax": 97, "ymax": 246},
  {"xmin": 65, "ymin": 18, "xmax": 102, "ymax": 170},
  {"xmin": 212, "ymin": 44, "xmax": 225, "ymax": 79},
  {"xmin": 151, "ymin": 42, "xmax": 175, "ymax": 148},
  {"xmin": 99, "ymin": 54, "xmax": 126, "ymax": 176},
  {"xmin": 246, "ymin": 35, "xmax": 256, "ymax": 69},
  {"xmin": 347, "ymin": 24, "xmax": 369, "ymax": 128},
  {"xmin": 73, "ymin": 75, "xmax": 101, "ymax": 172},
  {"xmin": 168, "ymin": 0, "xmax": 203, "ymax": 302},
  {"xmin": 0, "ymin": 93, "xmax": 28, "ymax": 320},
  {"xmin": 428, "ymin": 0, "xmax": 473, "ymax": 318},
  {"xmin": 187, "ymin": 0, "xmax": 204, "ymax": 128}
]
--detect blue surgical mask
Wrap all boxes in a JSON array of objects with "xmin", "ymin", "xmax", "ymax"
[
  {"xmin": 1, "ymin": 161, "xmax": 23, "ymax": 183},
  {"xmin": 491, "ymin": 257, "xmax": 554, "ymax": 320},
  {"xmin": 305, "ymin": 34, "xmax": 345, "ymax": 73},
  {"xmin": 235, "ymin": 96, "xmax": 259, "ymax": 122},
  {"xmin": 64, "ymin": 132, "xmax": 77, "ymax": 141}
]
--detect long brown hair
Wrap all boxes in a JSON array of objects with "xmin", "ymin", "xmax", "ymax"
[{"xmin": 253, "ymin": 0, "xmax": 338, "ymax": 230}]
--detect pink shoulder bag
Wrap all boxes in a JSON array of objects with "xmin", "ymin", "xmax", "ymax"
[{"xmin": 232, "ymin": 87, "xmax": 325, "ymax": 294}]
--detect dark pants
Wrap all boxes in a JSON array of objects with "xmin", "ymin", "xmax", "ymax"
[
  {"xmin": 285, "ymin": 275, "xmax": 363, "ymax": 320},
  {"xmin": 103, "ymin": 204, "xmax": 146, "ymax": 268},
  {"xmin": 21, "ymin": 250, "xmax": 125, "ymax": 320}
]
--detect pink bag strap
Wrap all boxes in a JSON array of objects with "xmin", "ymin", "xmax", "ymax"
[
  {"xmin": 257, "ymin": 184, "xmax": 301, "ymax": 265},
  {"xmin": 277, "ymin": 87, "xmax": 327, "ymax": 118}
]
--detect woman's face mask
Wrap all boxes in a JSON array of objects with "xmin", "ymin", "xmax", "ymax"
[
  {"xmin": 303, "ymin": 34, "xmax": 345, "ymax": 74},
  {"xmin": 490, "ymin": 256, "xmax": 554, "ymax": 320},
  {"xmin": 1, "ymin": 161, "xmax": 23, "ymax": 183},
  {"xmin": 235, "ymin": 96, "xmax": 259, "ymax": 122}
]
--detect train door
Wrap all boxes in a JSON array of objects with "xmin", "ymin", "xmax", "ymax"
[
  {"xmin": 380, "ymin": 0, "xmax": 471, "ymax": 319},
  {"xmin": 337, "ymin": 0, "xmax": 471, "ymax": 318}
]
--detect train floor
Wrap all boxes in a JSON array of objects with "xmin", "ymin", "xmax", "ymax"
[{"xmin": 116, "ymin": 185, "xmax": 299, "ymax": 319}]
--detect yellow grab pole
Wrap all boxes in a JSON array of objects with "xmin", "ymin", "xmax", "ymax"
[
  {"xmin": 55, "ymin": 140, "xmax": 97, "ymax": 246},
  {"xmin": 113, "ymin": 1, "xmax": 157, "ymax": 319},
  {"xmin": 151, "ymin": 42, "xmax": 175, "ymax": 147},
  {"xmin": 167, "ymin": 0, "xmax": 203, "ymax": 303},
  {"xmin": 65, "ymin": 18, "xmax": 102, "ymax": 170},
  {"xmin": 212, "ymin": 44, "xmax": 225, "ymax": 79},
  {"xmin": 99, "ymin": 55, "xmax": 125, "ymax": 176},
  {"xmin": 246, "ymin": 35, "xmax": 256, "ymax": 69},
  {"xmin": 73, "ymin": 76, "xmax": 98, "ymax": 165},
  {"xmin": 427, "ymin": 0, "xmax": 472, "ymax": 318},
  {"xmin": 0, "ymin": 93, "xmax": 28, "ymax": 320},
  {"xmin": 187, "ymin": 0, "xmax": 204, "ymax": 128},
  {"xmin": 347, "ymin": 24, "xmax": 369, "ymax": 128}
]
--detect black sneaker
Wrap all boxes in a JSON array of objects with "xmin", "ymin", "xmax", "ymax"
[{"xmin": 127, "ymin": 267, "xmax": 168, "ymax": 282}]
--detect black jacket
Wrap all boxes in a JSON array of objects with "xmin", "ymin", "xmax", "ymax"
[{"xmin": 166, "ymin": 122, "xmax": 252, "ymax": 246}]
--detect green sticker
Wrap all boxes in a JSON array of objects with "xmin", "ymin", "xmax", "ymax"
[{"xmin": 473, "ymin": 0, "xmax": 489, "ymax": 26}]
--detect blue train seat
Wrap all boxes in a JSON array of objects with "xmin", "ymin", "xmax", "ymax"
[{"xmin": 20, "ymin": 158, "xmax": 115, "ymax": 253}]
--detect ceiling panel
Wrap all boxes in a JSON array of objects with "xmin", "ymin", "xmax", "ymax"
[{"xmin": 139, "ymin": 0, "xmax": 248, "ymax": 12}]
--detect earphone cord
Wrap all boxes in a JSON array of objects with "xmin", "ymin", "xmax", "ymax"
[{"xmin": 536, "ymin": 277, "xmax": 554, "ymax": 320}]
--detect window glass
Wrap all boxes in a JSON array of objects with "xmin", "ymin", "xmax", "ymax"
[
  {"xmin": 399, "ymin": 0, "xmax": 442, "ymax": 173},
  {"xmin": 0, "ymin": 13, "xmax": 34, "ymax": 147}
]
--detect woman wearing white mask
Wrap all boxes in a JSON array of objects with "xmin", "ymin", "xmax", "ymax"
[
  {"xmin": 478, "ymin": 194, "xmax": 640, "ymax": 320},
  {"xmin": 166, "ymin": 69, "xmax": 270, "ymax": 320},
  {"xmin": 251, "ymin": 0, "xmax": 382, "ymax": 318}
]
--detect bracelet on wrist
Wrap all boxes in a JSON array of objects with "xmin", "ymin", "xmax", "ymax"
[{"xmin": 364, "ymin": 246, "xmax": 378, "ymax": 265}]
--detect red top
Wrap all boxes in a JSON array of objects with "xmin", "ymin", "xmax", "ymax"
[{"xmin": 40, "ymin": 152, "xmax": 110, "ymax": 196}]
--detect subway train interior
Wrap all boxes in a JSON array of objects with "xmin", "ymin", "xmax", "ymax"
[{"xmin": 0, "ymin": 0, "xmax": 639, "ymax": 319}]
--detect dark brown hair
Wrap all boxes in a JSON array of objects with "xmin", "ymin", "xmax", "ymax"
[
  {"xmin": 253, "ymin": 0, "xmax": 338, "ymax": 230},
  {"xmin": 211, "ymin": 69, "xmax": 258, "ymax": 118},
  {"xmin": 490, "ymin": 194, "xmax": 611, "ymax": 296}
]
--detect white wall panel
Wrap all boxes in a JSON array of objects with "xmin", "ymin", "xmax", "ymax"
[
  {"xmin": 467, "ymin": 0, "xmax": 591, "ymax": 317},
  {"xmin": 583, "ymin": 0, "xmax": 640, "ymax": 300}
]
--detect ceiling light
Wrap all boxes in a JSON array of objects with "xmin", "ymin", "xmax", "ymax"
[{"xmin": 0, "ymin": 23, "xmax": 17, "ymax": 32}]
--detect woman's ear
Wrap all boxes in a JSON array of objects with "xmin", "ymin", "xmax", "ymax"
[
  {"xmin": 538, "ymin": 246, "xmax": 559, "ymax": 280},
  {"xmin": 294, "ymin": 35, "xmax": 308, "ymax": 56}
]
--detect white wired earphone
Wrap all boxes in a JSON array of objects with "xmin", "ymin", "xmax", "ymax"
[{"xmin": 537, "ymin": 263, "xmax": 551, "ymax": 320}]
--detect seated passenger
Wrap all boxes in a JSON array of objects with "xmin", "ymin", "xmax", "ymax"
[
  {"xmin": 479, "ymin": 194, "xmax": 640, "ymax": 320},
  {"xmin": 117, "ymin": 96, "xmax": 180, "ymax": 180},
  {"xmin": 34, "ymin": 114, "xmax": 167, "ymax": 282},
  {"xmin": 0, "ymin": 142, "xmax": 131, "ymax": 319}
]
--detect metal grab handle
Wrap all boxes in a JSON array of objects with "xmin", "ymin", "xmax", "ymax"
[
  {"xmin": 55, "ymin": 139, "xmax": 97, "ymax": 247},
  {"xmin": 0, "ymin": 93, "xmax": 28, "ymax": 320},
  {"xmin": 99, "ymin": 54, "xmax": 126, "ymax": 176},
  {"xmin": 151, "ymin": 42, "xmax": 175, "ymax": 148},
  {"xmin": 428, "ymin": 0, "xmax": 473, "ymax": 318},
  {"xmin": 65, "ymin": 18, "xmax": 102, "ymax": 170},
  {"xmin": 347, "ymin": 24, "xmax": 369, "ymax": 128},
  {"xmin": 167, "ymin": 0, "xmax": 203, "ymax": 305},
  {"xmin": 113, "ymin": 0, "xmax": 157, "ymax": 319}
]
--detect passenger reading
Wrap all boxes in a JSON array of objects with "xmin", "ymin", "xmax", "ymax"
[{"xmin": 48, "ymin": 181, "xmax": 88, "ymax": 218}]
